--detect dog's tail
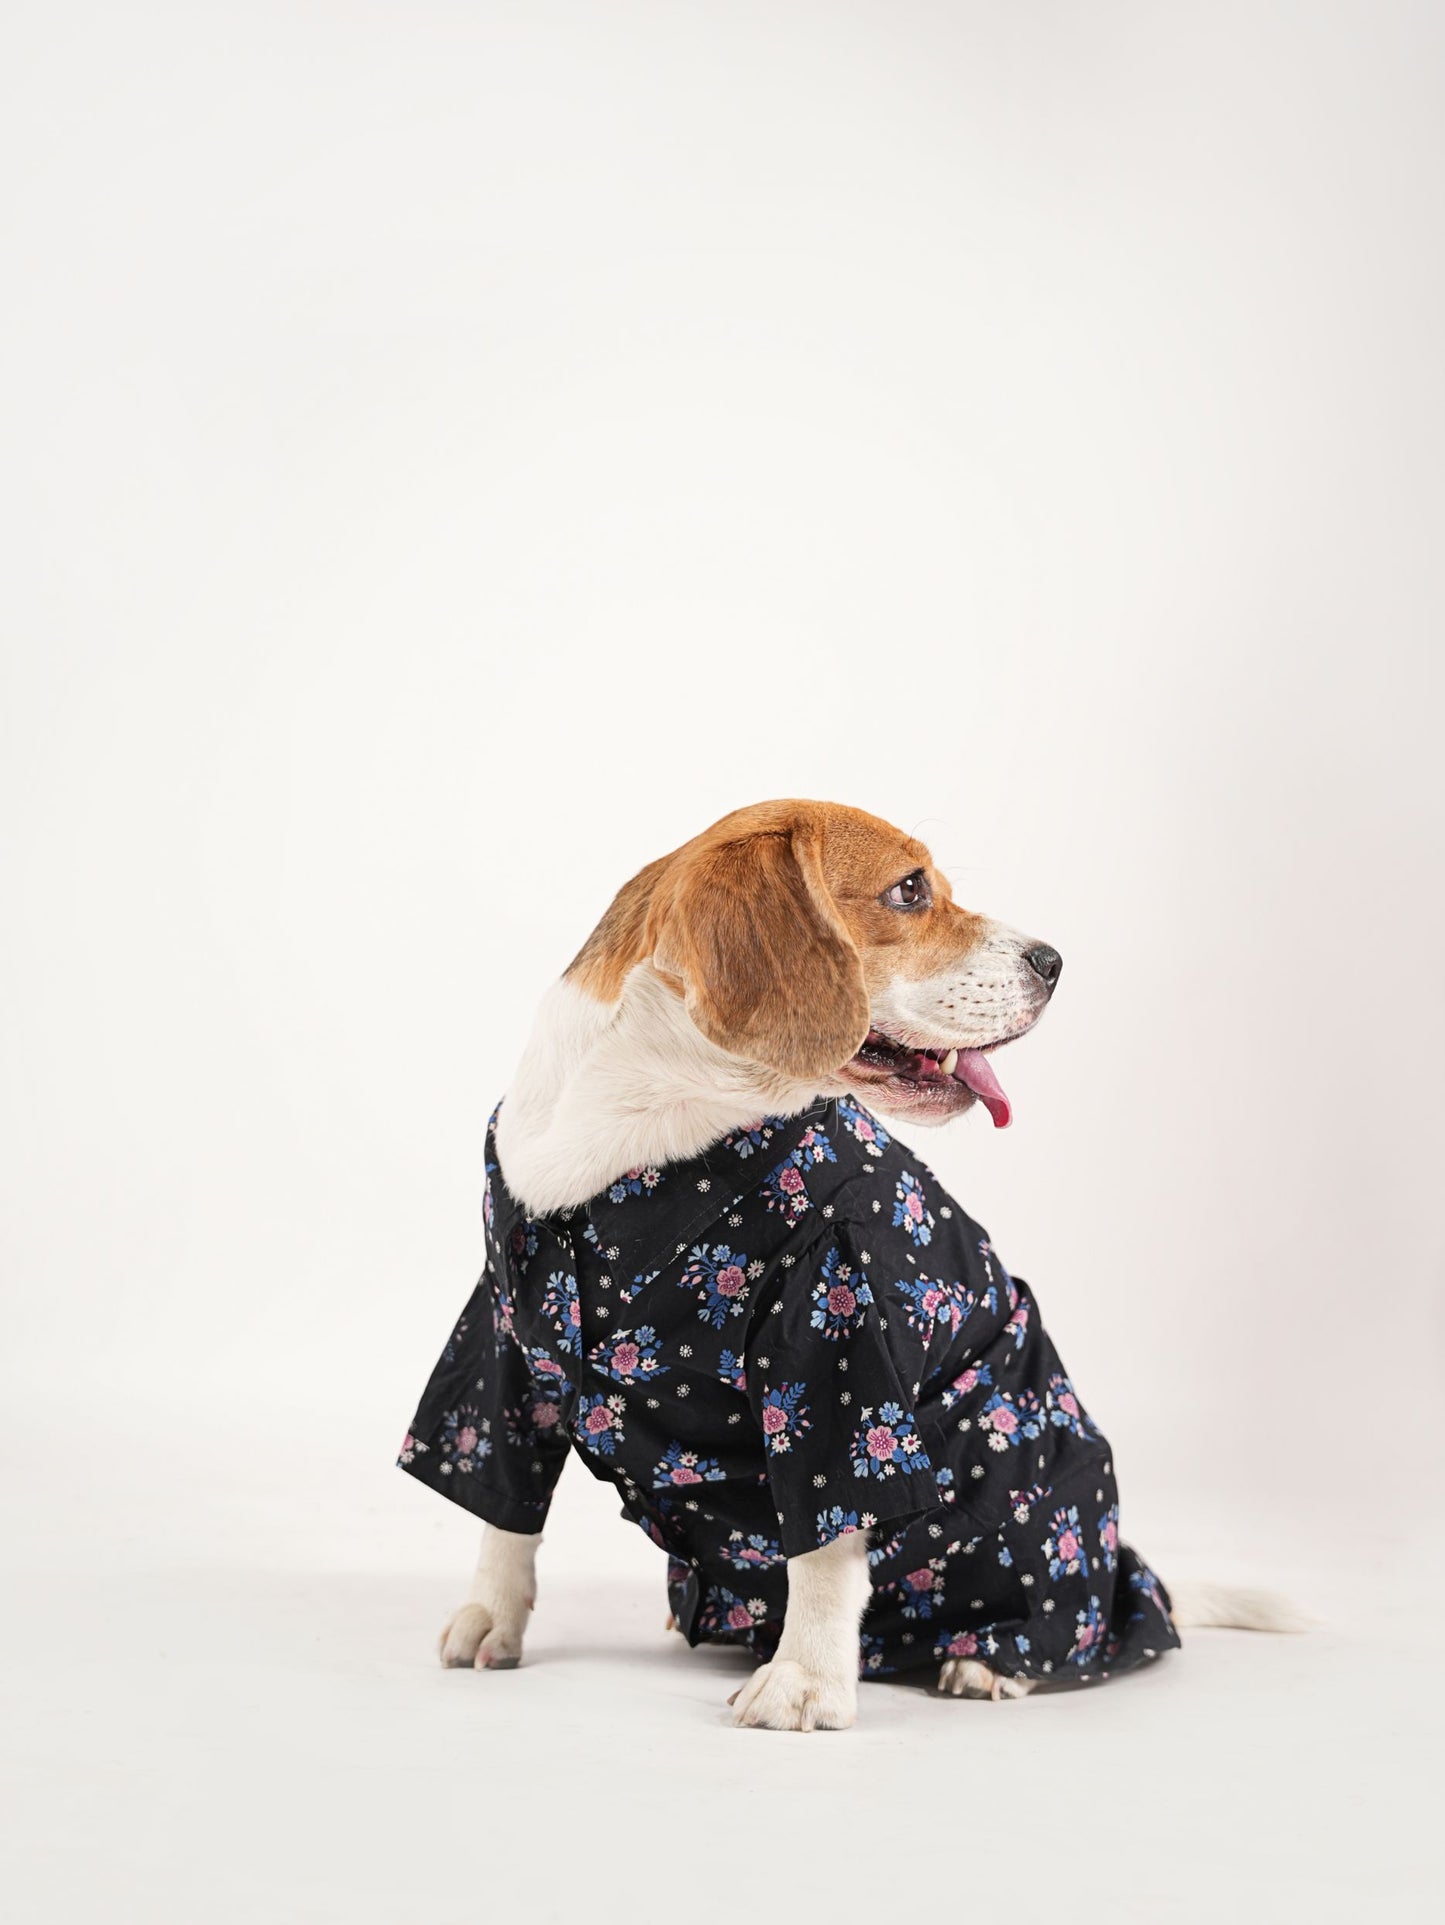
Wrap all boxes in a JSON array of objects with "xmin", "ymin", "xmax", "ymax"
[{"xmin": 1167, "ymin": 1578, "xmax": 1313, "ymax": 1634}]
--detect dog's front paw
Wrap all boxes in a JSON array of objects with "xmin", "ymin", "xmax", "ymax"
[
  {"xmin": 437, "ymin": 1600, "xmax": 526, "ymax": 1671},
  {"xmin": 937, "ymin": 1656, "xmax": 1034, "ymax": 1701},
  {"xmin": 728, "ymin": 1658, "xmax": 857, "ymax": 1731}
]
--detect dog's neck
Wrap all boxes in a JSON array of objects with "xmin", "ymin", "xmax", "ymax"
[{"xmin": 494, "ymin": 968, "xmax": 823, "ymax": 1215}]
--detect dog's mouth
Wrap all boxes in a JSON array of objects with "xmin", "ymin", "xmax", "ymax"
[{"xmin": 844, "ymin": 1027, "xmax": 1024, "ymax": 1128}]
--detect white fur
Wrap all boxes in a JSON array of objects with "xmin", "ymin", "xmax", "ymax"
[
  {"xmin": 727, "ymin": 1532, "xmax": 872, "ymax": 1731},
  {"xmin": 868, "ymin": 918, "xmax": 1049, "ymax": 1055},
  {"xmin": 438, "ymin": 1525, "xmax": 541, "ymax": 1669},
  {"xmin": 1167, "ymin": 1580, "xmax": 1314, "ymax": 1633},
  {"xmin": 496, "ymin": 971, "xmax": 822, "ymax": 1216}
]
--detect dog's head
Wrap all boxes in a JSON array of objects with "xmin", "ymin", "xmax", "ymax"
[{"xmin": 566, "ymin": 800, "xmax": 1060, "ymax": 1129}]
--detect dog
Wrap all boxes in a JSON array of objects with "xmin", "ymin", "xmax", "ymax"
[{"xmin": 399, "ymin": 799, "xmax": 1301, "ymax": 1730}]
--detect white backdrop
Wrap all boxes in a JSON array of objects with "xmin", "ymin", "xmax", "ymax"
[{"xmin": 3, "ymin": 5, "xmax": 1443, "ymax": 1920}]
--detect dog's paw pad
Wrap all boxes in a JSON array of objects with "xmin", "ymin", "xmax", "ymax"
[{"xmin": 937, "ymin": 1657, "xmax": 1034, "ymax": 1700}]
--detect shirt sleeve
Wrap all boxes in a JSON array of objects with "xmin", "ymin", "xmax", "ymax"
[
  {"xmin": 398, "ymin": 1267, "xmax": 571, "ymax": 1536},
  {"xmin": 744, "ymin": 1221, "xmax": 940, "ymax": 1559}
]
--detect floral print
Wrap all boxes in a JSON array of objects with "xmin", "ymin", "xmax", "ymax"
[
  {"xmin": 652, "ymin": 1442, "xmax": 725, "ymax": 1488},
  {"xmin": 893, "ymin": 1170, "xmax": 935, "ymax": 1246},
  {"xmin": 607, "ymin": 1165, "xmax": 663, "ymax": 1203},
  {"xmin": 760, "ymin": 1125, "xmax": 837, "ymax": 1222},
  {"xmin": 680, "ymin": 1242, "xmax": 757, "ymax": 1329},
  {"xmin": 809, "ymin": 1245, "xmax": 874, "ymax": 1339},
  {"xmin": 978, "ymin": 1386, "xmax": 1045, "ymax": 1450},
  {"xmin": 837, "ymin": 1094, "xmax": 890, "ymax": 1153},
  {"xmin": 540, "ymin": 1270, "xmax": 581, "ymax": 1357},
  {"xmin": 575, "ymin": 1392, "xmax": 626, "ymax": 1458},
  {"xmin": 850, "ymin": 1402, "xmax": 932, "ymax": 1479},
  {"xmin": 400, "ymin": 1095, "xmax": 1179, "ymax": 1687},
  {"xmin": 589, "ymin": 1325, "xmax": 666, "ymax": 1384},
  {"xmin": 758, "ymin": 1381, "xmax": 811, "ymax": 1454}
]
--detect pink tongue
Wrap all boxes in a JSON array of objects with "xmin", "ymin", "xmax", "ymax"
[{"xmin": 953, "ymin": 1049, "xmax": 1012, "ymax": 1129}]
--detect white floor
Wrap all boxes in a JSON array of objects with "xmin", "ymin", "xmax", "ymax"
[{"xmin": 3, "ymin": 1400, "xmax": 1437, "ymax": 1925}]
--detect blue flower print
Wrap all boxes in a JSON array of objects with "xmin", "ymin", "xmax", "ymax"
[
  {"xmin": 607, "ymin": 1164, "xmax": 663, "ymax": 1203},
  {"xmin": 1044, "ymin": 1505, "xmax": 1088, "ymax": 1581},
  {"xmin": 894, "ymin": 1558, "xmax": 947, "ymax": 1620},
  {"xmin": 893, "ymin": 1170, "xmax": 935, "ymax": 1246},
  {"xmin": 652, "ymin": 1441, "xmax": 726, "ymax": 1488},
  {"xmin": 680, "ymin": 1242, "xmax": 758, "ymax": 1328},
  {"xmin": 977, "ymin": 1387, "xmax": 1045, "ymax": 1450},
  {"xmin": 940, "ymin": 1360, "xmax": 993, "ymax": 1410},
  {"xmin": 895, "ymin": 1272, "xmax": 969, "ymax": 1340},
  {"xmin": 816, "ymin": 1504, "xmax": 878, "ymax": 1547},
  {"xmin": 850, "ymin": 1401, "xmax": 932, "ymax": 1479},
  {"xmin": 575, "ymin": 1392, "xmax": 626, "ymax": 1458},
  {"xmin": 588, "ymin": 1325, "xmax": 667, "ymax": 1384},
  {"xmin": 524, "ymin": 1346, "xmax": 572, "ymax": 1397},
  {"xmin": 504, "ymin": 1379, "xmax": 565, "ymax": 1450},
  {"xmin": 539, "ymin": 1270, "xmax": 581, "ymax": 1357},
  {"xmin": 1068, "ymin": 1595, "xmax": 1108, "ymax": 1666},
  {"xmin": 858, "ymin": 1630, "xmax": 895, "ymax": 1676},
  {"xmin": 809, "ymin": 1246, "xmax": 874, "ymax": 1339},
  {"xmin": 719, "ymin": 1530, "xmax": 783, "ymax": 1572},
  {"xmin": 1128, "ymin": 1564, "xmax": 1168, "ymax": 1621},
  {"xmin": 837, "ymin": 1095, "xmax": 891, "ymax": 1154},
  {"xmin": 695, "ymin": 1586, "xmax": 771, "ymax": 1640},
  {"xmin": 1098, "ymin": 1505, "xmax": 1120, "ymax": 1572},
  {"xmin": 761, "ymin": 1126, "xmax": 837, "ymax": 1223},
  {"xmin": 1002, "ymin": 1290, "xmax": 1031, "ymax": 1352},
  {"xmin": 723, "ymin": 1117, "xmax": 786, "ymax": 1159},
  {"xmin": 439, "ymin": 1406, "xmax": 492, "ymax": 1473},
  {"xmin": 507, "ymin": 1217, "xmax": 540, "ymax": 1272},
  {"xmin": 1046, "ymin": 1373, "xmax": 1097, "ymax": 1439},
  {"xmin": 716, "ymin": 1349, "xmax": 748, "ymax": 1392},
  {"xmin": 758, "ymin": 1381, "xmax": 811, "ymax": 1455}
]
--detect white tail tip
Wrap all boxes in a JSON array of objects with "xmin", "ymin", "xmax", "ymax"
[{"xmin": 1168, "ymin": 1579, "xmax": 1314, "ymax": 1634}]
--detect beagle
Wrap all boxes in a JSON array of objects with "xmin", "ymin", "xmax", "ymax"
[{"xmin": 404, "ymin": 801, "xmax": 1301, "ymax": 1729}]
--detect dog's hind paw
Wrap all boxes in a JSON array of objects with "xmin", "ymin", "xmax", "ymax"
[
  {"xmin": 937, "ymin": 1657, "xmax": 1034, "ymax": 1701},
  {"xmin": 438, "ymin": 1601, "xmax": 526, "ymax": 1671},
  {"xmin": 728, "ymin": 1658, "xmax": 857, "ymax": 1732}
]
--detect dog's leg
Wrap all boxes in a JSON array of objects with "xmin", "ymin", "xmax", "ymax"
[
  {"xmin": 937, "ymin": 1657, "xmax": 1035, "ymax": 1700},
  {"xmin": 728, "ymin": 1532, "xmax": 870, "ymax": 1731},
  {"xmin": 438, "ymin": 1525, "xmax": 541, "ymax": 1670}
]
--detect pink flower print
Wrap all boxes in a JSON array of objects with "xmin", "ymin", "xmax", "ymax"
[
  {"xmin": 944, "ymin": 1631, "xmax": 978, "ymax": 1659},
  {"xmin": 906, "ymin": 1191, "xmax": 924, "ymax": 1223},
  {"xmin": 612, "ymin": 1341, "xmax": 640, "ymax": 1377},
  {"xmin": 761, "ymin": 1404, "xmax": 788, "ymax": 1436},
  {"xmin": 990, "ymin": 1405, "xmax": 1018, "ymax": 1435},
  {"xmin": 828, "ymin": 1283, "xmax": 856, "ymax": 1319},
  {"xmin": 778, "ymin": 1165, "xmax": 805, "ymax": 1196},
  {"xmin": 953, "ymin": 1367, "xmax": 979, "ymax": 1396},
  {"xmin": 906, "ymin": 1567, "xmax": 938, "ymax": 1594},
  {"xmin": 726, "ymin": 1604, "xmax": 753, "ymax": 1630},
  {"xmin": 716, "ymin": 1265, "xmax": 746, "ymax": 1298},
  {"xmin": 865, "ymin": 1424, "xmax": 898, "ymax": 1461},
  {"xmin": 1102, "ymin": 1519, "xmax": 1118, "ymax": 1554},
  {"xmin": 922, "ymin": 1286, "xmax": 945, "ymax": 1318},
  {"xmin": 455, "ymin": 1425, "xmax": 478, "ymax": 1456},
  {"xmin": 1059, "ymin": 1391, "xmax": 1080, "ymax": 1419},
  {"xmin": 1057, "ymin": 1525, "xmax": 1080, "ymax": 1562},
  {"xmin": 531, "ymin": 1401, "xmax": 559, "ymax": 1429},
  {"xmin": 669, "ymin": 1465, "xmax": 702, "ymax": 1484},
  {"xmin": 584, "ymin": 1405, "xmax": 613, "ymax": 1436}
]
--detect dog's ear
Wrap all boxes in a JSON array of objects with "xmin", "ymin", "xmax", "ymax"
[{"xmin": 648, "ymin": 826, "xmax": 870, "ymax": 1081}]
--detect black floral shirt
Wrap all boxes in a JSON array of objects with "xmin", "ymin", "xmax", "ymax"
[{"xmin": 398, "ymin": 1096, "xmax": 1178, "ymax": 1685}]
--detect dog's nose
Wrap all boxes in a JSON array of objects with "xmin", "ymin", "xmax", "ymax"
[{"xmin": 1024, "ymin": 943, "xmax": 1063, "ymax": 996}]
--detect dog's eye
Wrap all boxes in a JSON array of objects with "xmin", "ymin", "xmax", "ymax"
[{"xmin": 882, "ymin": 871, "xmax": 931, "ymax": 910}]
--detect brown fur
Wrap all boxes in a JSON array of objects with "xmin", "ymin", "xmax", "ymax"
[{"xmin": 566, "ymin": 801, "xmax": 993, "ymax": 1078}]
